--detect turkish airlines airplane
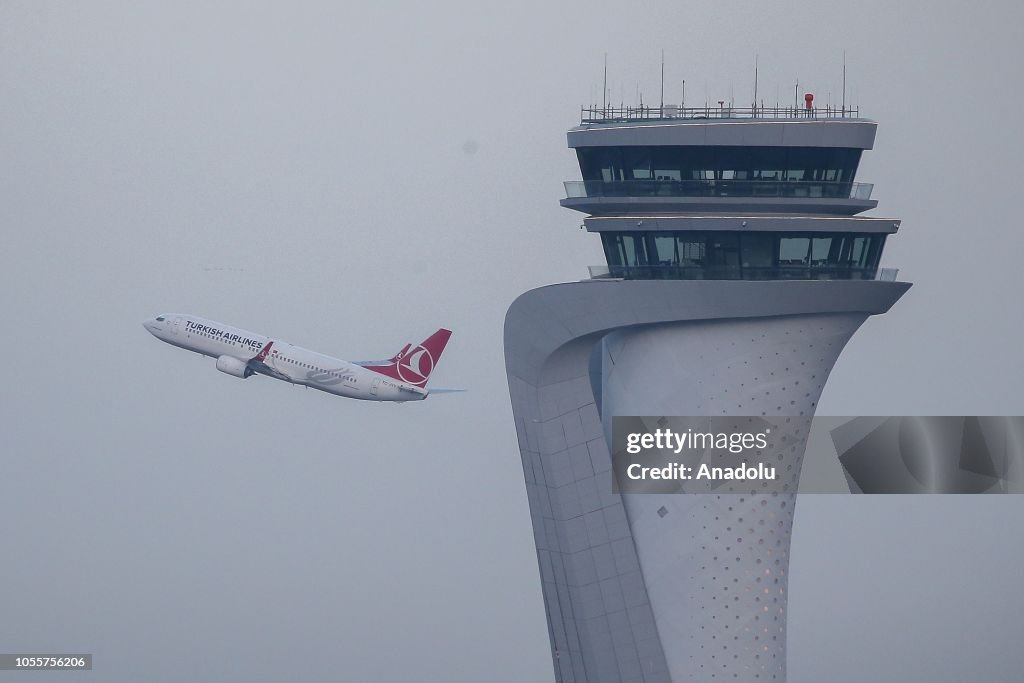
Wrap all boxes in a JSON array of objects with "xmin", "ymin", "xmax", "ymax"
[{"xmin": 143, "ymin": 314, "xmax": 454, "ymax": 402}]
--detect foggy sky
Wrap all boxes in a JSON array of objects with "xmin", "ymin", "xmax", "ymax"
[{"xmin": 2, "ymin": 1, "xmax": 1023, "ymax": 681}]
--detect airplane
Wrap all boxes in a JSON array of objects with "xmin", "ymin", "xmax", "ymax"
[{"xmin": 143, "ymin": 314, "xmax": 455, "ymax": 402}]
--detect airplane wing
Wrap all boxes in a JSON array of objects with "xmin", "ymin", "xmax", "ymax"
[{"xmin": 247, "ymin": 341, "xmax": 293, "ymax": 382}]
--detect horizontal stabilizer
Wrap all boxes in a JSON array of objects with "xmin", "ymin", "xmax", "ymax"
[{"xmin": 353, "ymin": 343, "xmax": 412, "ymax": 367}]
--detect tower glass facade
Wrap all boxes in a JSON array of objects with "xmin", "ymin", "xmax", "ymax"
[
  {"xmin": 601, "ymin": 231, "xmax": 886, "ymax": 280},
  {"xmin": 578, "ymin": 145, "xmax": 863, "ymax": 182}
]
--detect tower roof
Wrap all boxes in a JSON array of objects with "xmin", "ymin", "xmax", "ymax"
[{"xmin": 569, "ymin": 115, "xmax": 877, "ymax": 150}]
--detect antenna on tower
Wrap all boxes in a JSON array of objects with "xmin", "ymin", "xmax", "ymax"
[
  {"xmin": 602, "ymin": 53, "xmax": 608, "ymax": 112},
  {"xmin": 753, "ymin": 54, "xmax": 759, "ymax": 115},
  {"xmin": 842, "ymin": 50, "xmax": 847, "ymax": 116},
  {"xmin": 660, "ymin": 49, "xmax": 665, "ymax": 116}
]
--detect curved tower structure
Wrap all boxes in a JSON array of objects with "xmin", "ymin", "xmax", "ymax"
[{"xmin": 504, "ymin": 103, "xmax": 910, "ymax": 682}]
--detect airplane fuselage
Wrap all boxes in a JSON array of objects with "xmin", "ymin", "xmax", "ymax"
[{"xmin": 144, "ymin": 314, "xmax": 427, "ymax": 402}]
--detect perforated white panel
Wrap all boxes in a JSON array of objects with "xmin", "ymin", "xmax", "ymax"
[{"xmin": 602, "ymin": 314, "xmax": 866, "ymax": 681}]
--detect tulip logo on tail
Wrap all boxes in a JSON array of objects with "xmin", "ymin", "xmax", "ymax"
[
  {"xmin": 368, "ymin": 328, "xmax": 452, "ymax": 388},
  {"xmin": 396, "ymin": 345, "xmax": 434, "ymax": 385}
]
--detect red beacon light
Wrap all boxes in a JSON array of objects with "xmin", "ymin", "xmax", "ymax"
[{"xmin": 804, "ymin": 93, "xmax": 814, "ymax": 110}]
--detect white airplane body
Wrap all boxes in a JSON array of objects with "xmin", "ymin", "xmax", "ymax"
[{"xmin": 143, "ymin": 314, "xmax": 452, "ymax": 402}]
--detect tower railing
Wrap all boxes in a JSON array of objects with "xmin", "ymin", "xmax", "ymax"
[
  {"xmin": 587, "ymin": 264, "xmax": 898, "ymax": 281},
  {"xmin": 581, "ymin": 104, "xmax": 860, "ymax": 123},
  {"xmin": 565, "ymin": 179, "xmax": 873, "ymax": 201}
]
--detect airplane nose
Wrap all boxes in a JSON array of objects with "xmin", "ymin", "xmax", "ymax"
[{"xmin": 143, "ymin": 319, "xmax": 157, "ymax": 333}]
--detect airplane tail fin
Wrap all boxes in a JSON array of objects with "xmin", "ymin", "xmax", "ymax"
[{"xmin": 367, "ymin": 329, "xmax": 452, "ymax": 388}]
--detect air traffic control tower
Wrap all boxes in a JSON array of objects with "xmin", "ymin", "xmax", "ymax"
[{"xmin": 504, "ymin": 101, "xmax": 910, "ymax": 682}]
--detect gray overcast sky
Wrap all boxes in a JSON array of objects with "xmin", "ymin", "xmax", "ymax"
[{"xmin": 2, "ymin": 1, "xmax": 1023, "ymax": 681}]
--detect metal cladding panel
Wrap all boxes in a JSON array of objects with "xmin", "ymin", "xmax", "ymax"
[
  {"xmin": 504, "ymin": 279, "xmax": 908, "ymax": 683},
  {"xmin": 567, "ymin": 119, "xmax": 877, "ymax": 149},
  {"xmin": 507, "ymin": 333, "xmax": 672, "ymax": 683}
]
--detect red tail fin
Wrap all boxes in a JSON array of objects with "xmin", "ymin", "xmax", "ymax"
[{"xmin": 367, "ymin": 329, "xmax": 452, "ymax": 388}]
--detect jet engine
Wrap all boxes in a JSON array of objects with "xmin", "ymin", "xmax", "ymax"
[{"xmin": 216, "ymin": 355, "xmax": 253, "ymax": 378}]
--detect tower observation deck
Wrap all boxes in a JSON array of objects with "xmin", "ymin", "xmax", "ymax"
[
  {"xmin": 504, "ymin": 101, "xmax": 910, "ymax": 682},
  {"xmin": 567, "ymin": 105, "xmax": 896, "ymax": 282}
]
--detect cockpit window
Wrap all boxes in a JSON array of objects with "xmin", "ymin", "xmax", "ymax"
[{"xmin": 155, "ymin": 316, "xmax": 166, "ymax": 322}]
